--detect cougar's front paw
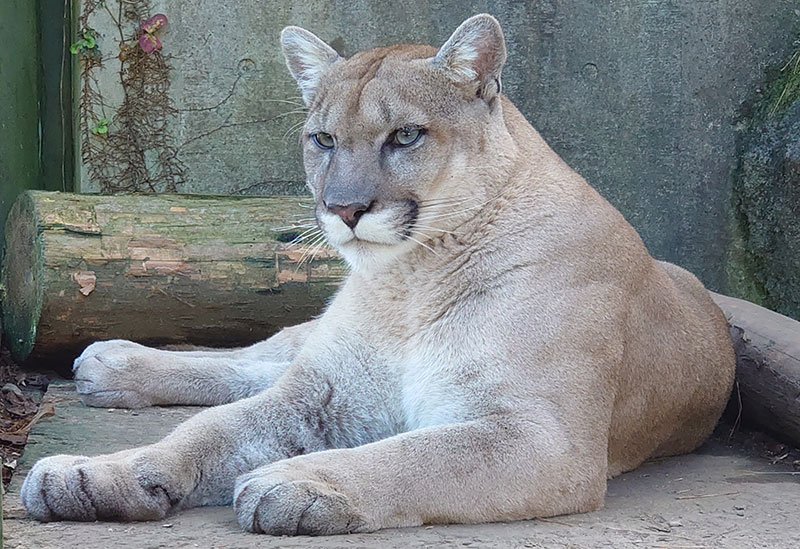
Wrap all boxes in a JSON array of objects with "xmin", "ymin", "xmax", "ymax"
[
  {"xmin": 233, "ymin": 462, "xmax": 369, "ymax": 536},
  {"xmin": 73, "ymin": 340, "xmax": 153, "ymax": 408},
  {"xmin": 21, "ymin": 453, "xmax": 175, "ymax": 522}
]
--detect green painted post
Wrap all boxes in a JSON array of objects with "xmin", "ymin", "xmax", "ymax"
[
  {"xmin": 0, "ymin": 0, "xmax": 42, "ymax": 238},
  {"xmin": 39, "ymin": 0, "xmax": 74, "ymax": 194}
]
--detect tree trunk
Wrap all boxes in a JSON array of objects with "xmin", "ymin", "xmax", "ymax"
[
  {"xmin": 1, "ymin": 191, "xmax": 344, "ymax": 373},
  {"xmin": 711, "ymin": 292, "xmax": 800, "ymax": 445}
]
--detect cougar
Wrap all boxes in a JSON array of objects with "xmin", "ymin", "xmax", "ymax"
[{"xmin": 21, "ymin": 14, "xmax": 735, "ymax": 535}]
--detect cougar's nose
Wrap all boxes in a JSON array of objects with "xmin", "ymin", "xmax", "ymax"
[{"xmin": 325, "ymin": 201, "xmax": 372, "ymax": 229}]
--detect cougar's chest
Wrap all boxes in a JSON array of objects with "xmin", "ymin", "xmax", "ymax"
[
  {"xmin": 355, "ymin": 248, "xmax": 492, "ymax": 431},
  {"xmin": 399, "ymin": 342, "xmax": 471, "ymax": 431}
]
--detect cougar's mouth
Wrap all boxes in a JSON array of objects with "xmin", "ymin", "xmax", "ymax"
[{"xmin": 318, "ymin": 199, "xmax": 420, "ymax": 248}]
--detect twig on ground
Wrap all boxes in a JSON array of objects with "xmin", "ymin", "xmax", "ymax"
[{"xmin": 675, "ymin": 491, "xmax": 739, "ymax": 500}]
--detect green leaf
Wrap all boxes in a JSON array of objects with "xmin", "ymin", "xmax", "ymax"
[
  {"xmin": 91, "ymin": 118, "xmax": 109, "ymax": 135},
  {"xmin": 69, "ymin": 43, "xmax": 80, "ymax": 54},
  {"xmin": 83, "ymin": 33, "xmax": 96, "ymax": 49}
]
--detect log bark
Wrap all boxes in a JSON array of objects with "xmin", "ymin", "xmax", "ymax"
[
  {"xmin": 1, "ymin": 191, "xmax": 345, "ymax": 372},
  {"xmin": 711, "ymin": 292, "xmax": 800, "ymax": 445}
]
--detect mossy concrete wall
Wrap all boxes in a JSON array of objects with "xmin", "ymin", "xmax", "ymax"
[
  {"xmin": 76, "ymin": 1, "xmax": 800, "ymax": 303},
  {"xmin": 729, "ymin": 51, "xmax": 800, "ymax": 320}
]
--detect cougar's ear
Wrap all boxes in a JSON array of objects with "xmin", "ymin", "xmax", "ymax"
[
  {"xmin": 432, "ymin": 14, "xmax": 507, "ymax": 101},
  {"xmin": 280, "ymin": 26, "xmax": 341, "ymax": 105}
]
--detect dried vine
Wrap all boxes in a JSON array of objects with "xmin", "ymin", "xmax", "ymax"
[{"xmin": 77, "ymin": 0, "xmax": 185, "ymax": 193}]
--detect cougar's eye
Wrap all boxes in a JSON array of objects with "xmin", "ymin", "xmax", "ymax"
[
  {"xmin": 312, "ymin": 132, "xmax": 335, "ymax": 150},
  {"xmin": 392, "ymin": 127, "xmax": 423, "ymax": 147}
]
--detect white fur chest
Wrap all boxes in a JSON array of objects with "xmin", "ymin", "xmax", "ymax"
[{"xmin": 400, "ymin": 342, "xmax": 470, "ymax": 431}]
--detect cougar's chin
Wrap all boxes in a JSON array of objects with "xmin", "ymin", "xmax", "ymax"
[{"xmin": 337, "ymin": 238, "xmax": 418, "ymax": 272}]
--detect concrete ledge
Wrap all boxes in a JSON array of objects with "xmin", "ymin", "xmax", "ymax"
[{"xmin": 3, "ymin": 381, "xmax": 800, "ymax": 548}]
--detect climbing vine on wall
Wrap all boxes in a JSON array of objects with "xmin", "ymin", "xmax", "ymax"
[{"xmin": 76, "ymin": 0, "xmax": 185, "ymax": 193}]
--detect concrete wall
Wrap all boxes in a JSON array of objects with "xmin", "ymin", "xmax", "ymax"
[{"xmin": 76, "ymin": 1, "xmax": 800, "ymax": 300}]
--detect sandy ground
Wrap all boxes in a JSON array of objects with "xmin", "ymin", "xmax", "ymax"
[{"xmin": 3, "ymin": 381, "xmax": 800, "ymax": 549}]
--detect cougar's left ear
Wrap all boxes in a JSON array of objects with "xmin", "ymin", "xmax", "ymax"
[
  {"xmin": 433, "ymin": 14, "xmax": 507, "ymax": 101},
  {"xmin": 280, "ymin": 26, "xmax": 341, "ymax": 106}
]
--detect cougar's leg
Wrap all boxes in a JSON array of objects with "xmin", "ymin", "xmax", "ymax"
[{"xmin": 73, "ymin": 320, "xmax": 318, "ymax": 407}]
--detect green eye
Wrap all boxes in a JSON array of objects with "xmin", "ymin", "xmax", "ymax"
[
  {"xmin": 393, "ymin": 127, "xmax": 423, "ymax": 147},
  {"xmin": 312, "ymin": 132, "xmax": 335, "ymax": 150}
]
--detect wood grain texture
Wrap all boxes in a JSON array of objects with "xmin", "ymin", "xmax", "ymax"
[
  {"xmin": 1, "ymin": 191, "xmax": 344, "ymax": 372},
  {"xmin": 712, "ymin": 292, "xmax": 800, "ymax": 444}
]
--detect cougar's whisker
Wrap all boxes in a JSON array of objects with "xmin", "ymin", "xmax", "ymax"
[
  {"xmin": 283, "ymin": 119, "xmax": 307, "ymax": 142},
  {"xmin": 262, "ymin": 98, "xmax": 307, "ymax": 107},
  {"xmin": 416, "ymin": 194, "xmax": 504, "ymax": 223},
  {"xmin": 305, "ymin": 236, "xmax": 330, "ymax": 266},
  {"xmin": 412, "ymin": 224, "xmax": 461, "ymax": 236},
  {"xmin": 271, "ymin": 223, "xmax": 317, "ymax": 232},
  {"xmin": 416, "ymin": 196, "xmax": 476, "ymax": 206},
  {"xmin": 289, "ymin": 227, "xmax": 322, "ymax": 245},
  {"xmin": 294, "ymin": 234, "xmax": 329, "ymax": 271},
  {"xmin": 404, "ymin": 234, "xmax": 439, "ymax": 256}
]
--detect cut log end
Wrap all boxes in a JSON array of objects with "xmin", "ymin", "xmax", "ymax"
[{"xmin": 1, "ymin": 191, "xmax": 44, "ymax": 362}]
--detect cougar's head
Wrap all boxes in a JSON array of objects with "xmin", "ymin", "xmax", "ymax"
[{"xmin": 281, "ymin": 14, "xmax": 509, "ymax": 270}]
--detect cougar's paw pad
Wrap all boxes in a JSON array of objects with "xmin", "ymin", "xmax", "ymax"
[
  {"xmin": 21, "ymin": 455, "xmax": 94, "ymax": 521},
  {"xmin": 73, "ymin": 341, "xmax": 152, "ymax": 408},
  {"xmin": 233, "ymin": 465, "xmax": 367, "ymax": 536},
  {"xmin": 20, "ymin": 456, "xmax": 175, "ymax": 521},
  {"xmin": 21, "ymin": 454, "xmax": 172, "ymax": 522}
]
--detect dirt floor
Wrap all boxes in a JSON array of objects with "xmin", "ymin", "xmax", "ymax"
[{"xmin": 3, "ymin": 381, "xmax": 800, "ymax": 549}]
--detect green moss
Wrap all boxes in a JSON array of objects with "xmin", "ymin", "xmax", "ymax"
[{"xmin": 762, "ymin": 50, "xmax": 800, "ymax": 119}]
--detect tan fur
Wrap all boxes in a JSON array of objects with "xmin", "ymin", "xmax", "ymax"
[{"xmin": 21, "ymin": 15, "xmax": 734, "ymax": 535}]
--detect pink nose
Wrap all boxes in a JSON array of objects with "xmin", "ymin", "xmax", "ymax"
[{"xmin": 326, "ymin": 202, "xmax": 370, "ymax": 229}]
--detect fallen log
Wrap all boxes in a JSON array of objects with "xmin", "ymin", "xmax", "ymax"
[
  {"xmin": 1, "ymin": 191, "xmax": 345, "ymax": 372},
  {"xmin": 3, "ymin": 191, "xmax": 799, "ymax": 445},
  {"xmin": 711, "ymin": 292, "xmax": 800, "ymax": 445}
]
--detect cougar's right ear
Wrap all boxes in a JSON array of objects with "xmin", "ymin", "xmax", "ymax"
[{"xmin": 280, "ymin": 26, "xmax": 340, "ymax": 106}]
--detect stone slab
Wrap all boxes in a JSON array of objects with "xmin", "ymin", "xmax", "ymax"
[{"xmin": 3, "ymin": 381, "xmax": 800, "ymax": 548}]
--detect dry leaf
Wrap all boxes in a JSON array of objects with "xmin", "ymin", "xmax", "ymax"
[{"xmin": 73, "ymin": 270, "xmax": 97, "ymax": 296}]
